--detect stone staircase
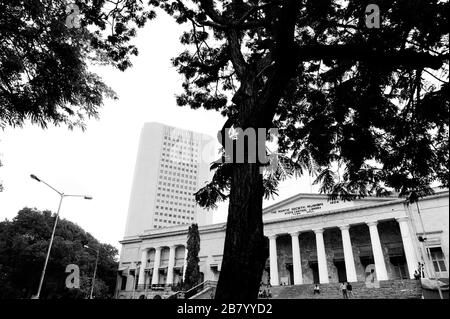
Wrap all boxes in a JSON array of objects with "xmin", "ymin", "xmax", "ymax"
[
  {"xmin": 189, "ymin": 281, "xmax": 217, "ymax": 299},
  {"xmin": 190, "ymin": 286, "xmax": 216, "ymax": 299},
  {"xmin": 117, "ymin": 288, "xmax": 177, "ymax": 299},
  {"xmin": 269, "ymin": 280, "xmax": 422, "ymax": 299}
]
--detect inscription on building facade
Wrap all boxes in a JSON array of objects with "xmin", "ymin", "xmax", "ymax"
[{"xmin": 273, "ymin": 201, "xmax": 340, "ymax": 216}]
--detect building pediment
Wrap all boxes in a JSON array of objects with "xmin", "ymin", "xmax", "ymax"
[{"xmin": 262, "ymin": 193, "xmax": 394, "ymax": 222}]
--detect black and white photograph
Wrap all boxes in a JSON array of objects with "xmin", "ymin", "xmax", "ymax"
[{"xmin": 0, "ymin": 0, "xmax": 448, "ymax": 313}]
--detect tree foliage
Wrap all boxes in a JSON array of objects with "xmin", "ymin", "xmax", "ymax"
[
  {"xmin": 140, "ymin": 0, "xmax": 450, "ymax": 202},
  {"xmin": 0, "ymin": 207, "xmax": 119, "ymax": 299},
  {"xmin": 0, "ymin": 0, "xmax": 154, "ymax": 129},
  {"xmin": 183, "ymin": 223, "xmax": 200, "ymax": 291}
]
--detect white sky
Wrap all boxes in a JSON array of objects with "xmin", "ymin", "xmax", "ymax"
[{"xmin": 0, "ymin": 13, "xmax": 317, "ymax": 250}]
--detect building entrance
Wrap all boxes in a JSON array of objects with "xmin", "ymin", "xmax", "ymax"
[
  {"xmin": 309, "ymin": 262, "xmax": 320, "ymax": 284},
  {"xmin": 334, "ymin": 260, "xmax": 347, "ymax": 283},
  {"xmin": 390, "ymin": 256, "xmax": 408, "ymax": 279},
  {"xmin": 285, "ymin": 263, "xmax": 294, "ymax": 285}
]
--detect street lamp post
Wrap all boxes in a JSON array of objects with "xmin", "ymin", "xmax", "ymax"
[
  {"xmin": 84, "ymin": 245, "xmax": 100, "ymax": 299},
  {"xmin": 30, "ymin": 174, "xmax": 92, "ymax": 299},
  {"xmin": 132, "ymin": 261, "xmax": 140, "ymax": 299}
]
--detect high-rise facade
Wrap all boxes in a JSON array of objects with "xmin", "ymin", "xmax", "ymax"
[{"xmin": 124, "ymin": 122, "xmax": 217, "ymax": 238}]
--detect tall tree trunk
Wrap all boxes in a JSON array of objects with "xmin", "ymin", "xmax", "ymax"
[{"xmin": 215, "ymin": 163, "xmax": 268, "ymax": 300}]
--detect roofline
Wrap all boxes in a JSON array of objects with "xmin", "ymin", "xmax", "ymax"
[
  {"xmin": 142, "ymin": 121, "xmax": 214, "ymax": 139},
  {"xmin": 119, "ymin": 222, "xmax": 227, "ymax": 244},
  {"xmin": 119, "ymin": 190, "xmax": 448, "ymax": 245},
  {"xmin": 264, "ymin": 197, "xmax": 406, "ymax": 226},
  {"xmin": 264, "ymin": 190, "xmax": 449, "ymax": 226},
  {"xmin": 262, "ymin": 192, "xmax": 395, "ymax": 214}
]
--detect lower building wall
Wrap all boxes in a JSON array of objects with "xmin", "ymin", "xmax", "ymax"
[{"xmin": 198, "ymin": 231, "xmax": 225, "ymax": 282}]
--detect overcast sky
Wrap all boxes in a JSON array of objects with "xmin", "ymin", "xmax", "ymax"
[{"xmin": 0, "ymin": 13, "xmax": 317, "ymax": 250}]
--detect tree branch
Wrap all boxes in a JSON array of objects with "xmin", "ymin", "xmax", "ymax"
[
  {"xmin": 293, "ymin": 45, "xmax": 448, "ymax": 70},
  {"xmin": 227, "ymin": 29, "xmax": 248, "ymax": 78},
  {"xmin": 199, "ymin": 0, "xmax": 228, "ymax": 25},
  {"xmin": 257, "ymin": 0, "xmax": 300, "ymax": 125}
]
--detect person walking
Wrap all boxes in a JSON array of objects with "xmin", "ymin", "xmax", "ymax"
[
  {"xmin": 340, "ymin": 282, "xmax": 348, "ymax": 299},
  {"xmin": 346, "ymin": 282, "xmax": 353, "ymax": 298}
]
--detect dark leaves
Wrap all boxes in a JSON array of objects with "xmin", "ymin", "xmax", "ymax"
[
  {"xmin": 184, "ymin": 223, "xmax": 200, "ymax": 291},
  {"xmin": 0, "ymin": 208, "xmax": 118, "ymax": 299},
  {"xmin": 0, "ymin": 0, "xmax": 152, "ymax": 129}
]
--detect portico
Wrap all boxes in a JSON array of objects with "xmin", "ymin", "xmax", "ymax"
[
  {"xmin": 263, "ymin": 194, "xmax": 425, "ymax": 286},
  {"xmin": 117, "ymin": 233, "xmax": 190, "ymax": 296},
  {"xmin": 134, "ymin": 244, "xmax": 188, "ymax": 289},
  {"xmin": 265, "ymin": 217, "xmax": 419, "ymax": 286}
]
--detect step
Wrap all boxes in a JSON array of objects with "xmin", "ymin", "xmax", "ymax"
[{"xmin": 267, "ymin": 280, "xmax": 422, "ymax": 299}]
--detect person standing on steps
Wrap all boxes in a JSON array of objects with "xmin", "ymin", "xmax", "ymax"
[
  {"xmin": 414, "ymin": 270, "xmax": 421, "ymax": 280},
  {"xmin": 340, "ymin": 282, "xmax": 348, "ymax": 299},
  {"xmin": 346, "ymin": 282, "xmax": 353, "ymax": 298},
  {"xmin": 313, "ymin": 284, "xmax": 320, "ymax": 295}
]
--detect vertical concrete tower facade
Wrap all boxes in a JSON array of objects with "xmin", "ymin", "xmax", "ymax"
[{"xmin": 124, "ymin": 122, "xmax": 216, "ymax": 238}]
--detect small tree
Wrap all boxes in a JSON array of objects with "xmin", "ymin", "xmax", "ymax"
[
  {"xmin": 0, "ymin": 208, "xmax": 119, "ymax": 299},
  {"xmin": 183, "ymin": 224, "xmax": 201, "ymax": 291},
  {"xmin": 80, "ymin": 275, "xmax": 110, "ymax": 299}
]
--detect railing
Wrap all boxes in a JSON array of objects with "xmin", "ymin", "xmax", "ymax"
[
  {"xmin": 134, "ymin": 284, "xmax": 167, "ymax": 292},
  {"xmin": 131, "ymin": 282, "xmax": 186, "ymax": 292},
  {"xmin": 121, "ymin": 281, "xmax": 217, "ymax": 298},
  {"xmin": 167, "ymin": 290, "xmax": 185, "ymax": 299},
  {"xmin": 184, "ymin": 281, "xmax": 217, "ymax": 299}
]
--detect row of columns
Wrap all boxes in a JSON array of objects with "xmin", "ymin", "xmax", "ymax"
[
  {"xmin": 137, "ymin": 245, "xmax": 187, "ymax": 286},
  {"xmin": 268, "ymin": 217, "xmax": 418, "ymax": 285}
]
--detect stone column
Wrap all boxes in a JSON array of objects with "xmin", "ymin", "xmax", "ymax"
[
  {"xmin": 396, "ymin": 217, "xmax": 419, "ymax": 279},
  {"xmin": 137, "ymin": 248, "xmax": 147, "ymax": 286},
  {"xmin": 314, "ymin": 228, "xmax": 329, "ymax": 283},
  {"xmin": 182, "ymin": 247, "xmax": 188, "ymax": 281},
  {"xmin": 290, "ymin": 232, "xmax": 303, "ymax": 285},
  {"xmin": 166, "ymin": 245, "xmax": 177, "ymax": 286},
  {"xmin": 269, "ymin": 235, "xmax": 279, "ymax": 286},
  {"xmin": 367, "ymin": 221, "xmax": 388, "ymax": 280},
  {"xmin": 339, "ymin": 225, "xmax": 358, "ymax": 283},
  {"xmin": 151, "ymin": 247, "xmax": 162, "ymax": 285}
]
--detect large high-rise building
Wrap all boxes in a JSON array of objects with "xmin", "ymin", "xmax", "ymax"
[{"xmin": 124, "ymin": 122, "xmax": 217, "ymax": 238}]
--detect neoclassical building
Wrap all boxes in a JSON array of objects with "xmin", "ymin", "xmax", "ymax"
[{"xmin": 115, "ymin": 189, "xmax": 449, "ymax": 298}]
